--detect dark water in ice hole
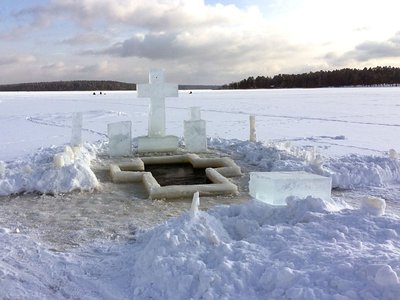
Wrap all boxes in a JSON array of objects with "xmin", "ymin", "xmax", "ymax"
[
  {"xmin": 0, "ymin": 168, "xmax": 247, "ymax": 252},
  {"xmin": 144, "ymin": 163, "xmax": 211, "ymax": 186}
]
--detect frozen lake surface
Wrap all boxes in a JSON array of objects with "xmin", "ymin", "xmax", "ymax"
[
  {"xmin": 1, "ymin": 87, "xmax": 400, "ymax": 249},
  {"xmin": 1, "ymin": 87, "xmax": 400, "ymax": 161},
  {"xmin": 0, "ymin": 88, "xmax": 399, "ymax": 299}
]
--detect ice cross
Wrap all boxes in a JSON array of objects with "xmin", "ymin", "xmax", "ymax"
[{"xmin": 137, "ymin": 69, "xmax": 178, "ymax": 137}]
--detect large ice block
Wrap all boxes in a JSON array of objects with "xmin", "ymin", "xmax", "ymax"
[
  {"xmin": 249, "ymin": 171, "xmax": 332, "ymax": 205},
  {"xmin": 71, "ymin": 112, "xmax": 83, "ymax": 146},
  {"xmin": 184, "ymin": 119, "xmax": 207, "ymax": 152},
  {"xmin": 108, "ymin": 121, "xmax": 132, "ymax": 157},
  {"xmin": 138, "ymin": 135, "xmax": 179, "ymax": 153}
]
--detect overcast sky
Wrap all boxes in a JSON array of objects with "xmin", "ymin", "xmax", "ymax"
[{"xmin": 1, "ymin": 0, "xmax": 400, "ymax": 85}]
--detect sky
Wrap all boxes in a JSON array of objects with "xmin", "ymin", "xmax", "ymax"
[{"xmin": 1, "ymin": 0, "xmax": 400, "ymax": 85}]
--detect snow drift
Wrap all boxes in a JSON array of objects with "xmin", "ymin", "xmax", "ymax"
[{"xmin": 129, "ymin": 197, "xmax": 400, "ymax": 299}]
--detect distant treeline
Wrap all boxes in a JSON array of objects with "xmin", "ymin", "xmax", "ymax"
[
  {"xmin": 0, "ymin": 80, "xmax": 221, "ymax": 91},
  {"xmin": 222, "ymin": 66, "xmax": 400, "ymax": 89},
  {"xmin": 0, "ymin": 80, "xmax": 136, "ymax": 91},
  {"xmin": 179, "ymin": 84, "xmax": 221, "ymax": 90}
]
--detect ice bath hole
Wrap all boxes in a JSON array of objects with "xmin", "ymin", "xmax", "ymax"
[
  {"xmin": 110, "ymin": 154, "xmax": 242, "ymax": 199},
  {"xmin": 144, "ymin": 163, "xmax": 211, "ymax": 186}
]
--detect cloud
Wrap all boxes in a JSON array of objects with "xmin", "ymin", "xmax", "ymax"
[
  {"xmin": 325, "ymin": 32, "xmax": 400, "ymax": 65},
  {"xmin": 79, "ymin": 60, "xmax": 118, "ymax": 74},
  {"xmin": 60, "ymin": 32, "xmax": 108, "ymax": 45},
  {"xmin": 354, "ymin": 41, "xmax": 400, "ymax": 61},
  {"xmin": 0, "ymin": 55, "xmax": 36, "ymax": 65},
  {"xmin": 0, "ymin": 5, "xmax": 52, "ymax": 39},
  {"xmin": 41, "ymin": 61, "xmax": 66, "ymax": 71},
  {"xmin": 1, "ymin": 0, "xmax": 331, "ymax": 84},
  {"xmin": 18, "ymin": 0, "xmax": 263, "ymax": 31},
  {"xmin": 96, "ymin": 32, "xmax": 186, "ymax": 59},
  {"xmin": 62, "ymin": 0, "xmax": 294, "ymax": 81}
]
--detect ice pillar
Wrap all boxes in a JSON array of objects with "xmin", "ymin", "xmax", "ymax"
[
  {"xmin": 190, "ymin": 106, "xmax": 201, "ymax": 120},
  {"xmin": 249, "ymin": 115, "xmax": 256, "ymax": 142},
  {"xmin": 71, "ymin": 112, "xmax": 83, "ymax": 146}
]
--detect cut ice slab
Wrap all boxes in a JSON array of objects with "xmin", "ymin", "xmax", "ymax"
[
  {"xmin": 108, "ymin": 121, "xmax": 132, "ymax": 157},
  {"xmin": 138, "ymin": 135, "xmax": 178, "ymax": 153},
  {"xmin": 184, "ymin": 119, "xmax": 207, "ymax": 152},
  {"xmin": 249, "ymin": 171, "xmax": 332, "ymax": 206}
]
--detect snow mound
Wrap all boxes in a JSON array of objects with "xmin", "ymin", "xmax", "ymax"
[
  {"xmin": 1, "ymin": 197, "xmax": 399, "ymax": 299},
  {"xmin": 209, "ymin": 138, "xmax": 400, "ymax": 189},
  {"xmin": 360, "ymin": 196, "xmax": 386, "ymax": 216},
  {"xmin": 129, "ymin": 198, "xmax": 400, "ymax": 299},
  {"xmin": 0, "ymin": 228, "xmax": 115, "ymax": 300},
  {"xmin": 0, "ymin": 144, "xmax": 99, "ymax": 196},
  {"xmin": 375, "ymin": 265, "xmax": 399, "ymax": 286},
  {"xmin": 0, "ymin": 229, "xmax": 64, "ymax": 299},
  {"xmin": 325, "ymin": 155, "xmax": 400, "ymax": 188}
]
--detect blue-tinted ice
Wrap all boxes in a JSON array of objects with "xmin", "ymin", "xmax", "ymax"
[{"xmin": 249, "ymin": 171, "xmax": 332, "ymax": 205}]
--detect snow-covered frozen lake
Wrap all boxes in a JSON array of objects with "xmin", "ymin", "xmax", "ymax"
[
  {"xmin": 0, "ymin": 88, "xmax": 399, "ymax": 299},
  {"xmin": 1, "ymin": 87, "xmax": 400, "ymax": 161}
]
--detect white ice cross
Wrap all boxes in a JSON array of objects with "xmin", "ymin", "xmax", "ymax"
[{"xmin": 137, "ymin": 69, "xmax": 178, "ymax": 137}]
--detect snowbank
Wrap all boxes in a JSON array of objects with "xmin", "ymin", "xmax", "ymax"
[
  {"xmin": 325, "ymin": 154, "xmax": 400, "ymax": 188},
  {"xmin": 0, "ymin": 144, "xmax": 99, "ymax": 196},
  {"xmin": 129, "ymin": 197, "xmax": 400, "ymax": 299},
  {"xmin": 0, "ymin": 138, "xmax": 399, "ymax": 196},
  {"xmin": 2, "ymin": 196, "xmax": 399, "ymax": 299},
  {"xmin": 0, "ymin": 227, "xmax": 114, "ymax": 299},
  {"xmin": 209, "ymin": 138, "xmax": 400, "ymax": 189}
]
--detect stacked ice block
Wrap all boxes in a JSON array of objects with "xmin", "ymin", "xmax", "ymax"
[{"xmin": 249, "ymin": 171, "xmax": 332, "ymax": 205}]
